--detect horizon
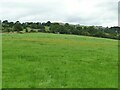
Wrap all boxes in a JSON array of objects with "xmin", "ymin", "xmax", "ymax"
[{"xmin": 1, "ymin": 20, "xmax": 119, "ymax": 28}]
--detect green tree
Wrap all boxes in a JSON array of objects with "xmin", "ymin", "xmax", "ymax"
[
  {"xmin": 2, "ymin": 20, "xmax": 10, "ymax": 32},
  {"xmin": 13, "ymin": 21, "xmax": 23, "ymax": 32},
  {"xmin": 46, "ymin": 21, "xmax": 51, "ymax": 26},
  {"xmin": 38, "ymin": 24, "xmax": 45, "ymax": 32}
]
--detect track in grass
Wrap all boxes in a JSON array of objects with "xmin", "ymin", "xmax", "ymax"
[{"xmin": 2, "ymin": 33, "xmax": 118, "ymax": 88}]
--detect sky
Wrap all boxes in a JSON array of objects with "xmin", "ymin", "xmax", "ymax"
[
  {"xmin": 0, "ymin": 0, "xmax": 119, "ymax": 27},
  {"xmin": 118, "ymin": 1, "xmax": 120, "ymax": 27}
]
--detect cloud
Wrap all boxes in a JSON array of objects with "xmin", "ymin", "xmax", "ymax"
[
  {"xmin": 119, "ymin": 1, "xmax": 120, "ymax": 26},
  {"xmin": 0, "ymin": 0, "xmax": 119, "ymax": 27}
]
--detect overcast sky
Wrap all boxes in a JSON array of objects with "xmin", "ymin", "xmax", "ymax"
[{"xmin": 0, "ymin": 0, "xmax": 119, "ymax": 27}]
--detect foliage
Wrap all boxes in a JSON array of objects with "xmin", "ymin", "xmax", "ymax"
[
  {"xmin": 2, "ymin": 20, "xmax": 120, "ymax": 40},
  {"xmin": 13, "ymin": 21, "xmax": 23, "ymax": 32}
]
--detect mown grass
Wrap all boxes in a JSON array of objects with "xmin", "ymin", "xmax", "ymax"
[{"xmin": 2, "ymin": 33, "xmax": 118, "ymax": 88}]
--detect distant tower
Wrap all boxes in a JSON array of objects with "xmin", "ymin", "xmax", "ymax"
[{"xmin": 118, "ymin": 1, "xmax": 120, "ymax": 27}]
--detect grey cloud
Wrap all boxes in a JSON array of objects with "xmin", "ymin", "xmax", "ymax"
[{"xmin": 0, "ymin": 0, "xmax": 119, "ymax": 26}]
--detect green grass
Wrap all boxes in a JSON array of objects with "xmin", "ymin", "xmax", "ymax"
[
  {"xmin": 0, "ymin": 33, "xmax": 2, "ymax": 89},
  {"xmin": 2, "ymin": 33, "xmax": 118, "ymax": 88}
]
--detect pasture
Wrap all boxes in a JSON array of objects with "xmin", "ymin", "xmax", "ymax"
[{"xmin": 2, "ymin": 33, "xmax": 118, "ymax": 88}]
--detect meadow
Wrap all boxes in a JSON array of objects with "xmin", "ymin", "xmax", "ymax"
[{"xmin": 2, "ymin": 33, "xmax": 118, "ymax": 88}]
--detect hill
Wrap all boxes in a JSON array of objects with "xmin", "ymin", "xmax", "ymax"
[{"xmin": 2, "ymin": 33, "xmax": 118, "ymax": 88}]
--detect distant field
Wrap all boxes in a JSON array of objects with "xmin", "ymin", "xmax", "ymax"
[{"xmin": 2, "ymin": 33, "xmax": 118, "ymax": 88}]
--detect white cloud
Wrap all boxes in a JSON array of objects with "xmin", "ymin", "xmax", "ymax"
[{"xmin": 0, "ymin": 0, "xmax": 119, "ymax": 27}]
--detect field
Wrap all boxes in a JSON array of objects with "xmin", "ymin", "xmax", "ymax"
[
  {"xmin": 2, "ymin": 33, "xmax": 118, "ymax": 88},
  {"xmin": 0, "ymin": 33, "xmax": 2, "ymax": 89}
]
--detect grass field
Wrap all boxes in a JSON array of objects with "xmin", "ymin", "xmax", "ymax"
[
  {"xmin": 0, "ymin": 33, "xmax": 2, "ymax": 89},
  {"xmin": 2, "ymin": 33, "xmax": 118, "ymax": 88}
]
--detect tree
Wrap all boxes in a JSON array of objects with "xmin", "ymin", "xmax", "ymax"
[
  {"xmin": 46, "ymin": 21, "xmax": 51, "ymax": 26},
  {"xmin": 87, "ymin": 26, "xmax": 96, "ymax": 35},
  {"xmin": 2, "ymin": 20, "xmax": 11, "ymax": 32},
  {"xmin": 64, "ymin": 23, "xmax": 71, "ymax": 34},
  {"xmin": 30, "ymin": 23, "xmax": 38, "ymax": 29},
  {"xmin": 49, "ymin": 23, "xmax": 60, "ymax": 33},
  {"xmin": 22, "ymin": 23, "xmax": 27, "ymax": 29},
  {"xmin": 38, "ymin": 24, "xmax": 45, "ymax": 32},
  {"xmin": 25, "ymin": 28, "xmax": 28, "ymax": 32},
  {"xmin": 76, "ymin": 26, "xmax": 83, "ymax": 35},
  {"xmin": 13, "ymin": 21, "xmax": 23, "ymax": 32},
  {"xmin": 42, "ymin": 22, "xmax": 46, "ymax": 26},
  {"xmin": 68, "ymin": 25, "xmax": 76, "ymax": 34}
]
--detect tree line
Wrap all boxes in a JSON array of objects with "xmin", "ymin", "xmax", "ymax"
[{"xmin": 1, "ymin": 20, "xmax": 120, "ymax": 40}]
